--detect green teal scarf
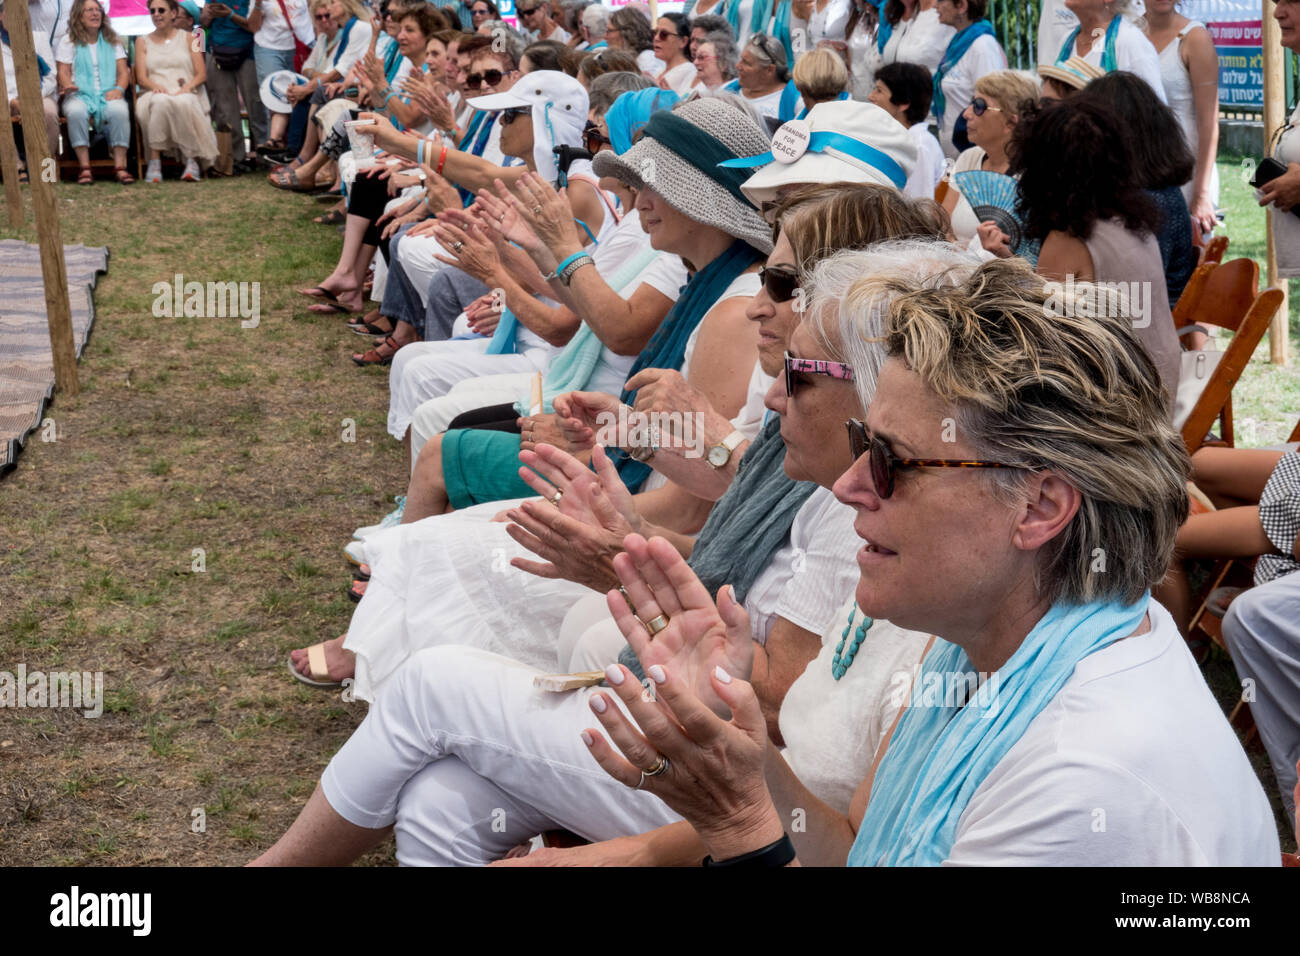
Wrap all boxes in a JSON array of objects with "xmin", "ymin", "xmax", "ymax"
[{"xmin": 72, "ymin": 34, "xmax": 118, "ymax": 126}]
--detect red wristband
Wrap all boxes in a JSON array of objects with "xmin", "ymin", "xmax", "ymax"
[{"xmin": 436, "ymin": 142, "xmax": 448, "ymax": 177}]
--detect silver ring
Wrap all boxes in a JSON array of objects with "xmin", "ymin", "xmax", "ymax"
[
  {"xmin": 452, "ymin": 240, "xmax": 464, "ymax": 252},
  {"xmin": 532, "ymin": 205, "xmax": 542, "ymax": 215}
]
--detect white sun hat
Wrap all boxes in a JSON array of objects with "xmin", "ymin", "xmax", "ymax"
[
  {"xmin": 726, "ymin": 99, "xmax": 918, "ymax": 209},
  {"xmin": 260, "ymin": 70, "xmax": 309, "ymax": 115}
]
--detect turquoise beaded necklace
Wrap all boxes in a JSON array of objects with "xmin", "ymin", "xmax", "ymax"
[{"xmin": 832, "ymin": 606, "xmax": 873, "ymax": 680}]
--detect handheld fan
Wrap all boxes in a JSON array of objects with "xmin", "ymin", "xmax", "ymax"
[{"xmin": 953, "ymin": 170, "xmax": 1041, "ymax": 266}]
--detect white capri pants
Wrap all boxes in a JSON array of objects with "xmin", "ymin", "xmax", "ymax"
[{"xmin": 319, "ymin": 644, "xmax": 682, "ymax": 866}]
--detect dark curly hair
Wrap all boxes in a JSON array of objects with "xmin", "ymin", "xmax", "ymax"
[
  {"xmin": 1074, "ymin": 72, "xmax": 1195, "ymax": 191},
  {"xmin": 1009, "ymin": 98, "xmax": 1160, "ymax": 243}
]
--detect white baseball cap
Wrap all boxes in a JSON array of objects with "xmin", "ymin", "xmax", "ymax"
[{"xmin": 469, "ymin": 70, "xmax": 588, "ymax": 182}]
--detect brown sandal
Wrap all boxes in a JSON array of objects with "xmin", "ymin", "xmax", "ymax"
[
  {"xmin": 352, "ymin": 335, "xmax": 401, "ymax": 366},
  {"xmin": 77, "ymin": 166, "xmax": 93, "ymax": 185},
  {"xmin": 114, "ymin": 166, "xmax": 135, "ymax": 185}
]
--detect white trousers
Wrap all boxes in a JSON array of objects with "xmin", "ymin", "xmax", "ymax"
[
  {"xmin": 408, "ymin": 371, "xmax": 536, "ymax": 466},
  {"xmin": 319, "ymin": 644, "xmax": 682, "ymax": 865},
  {"xmin": 395, "ymin": 231, "xmax": 451, "ymax": 309},
  {"xmin": 386, "ymin": 338, "xmax": 545, "ymax": 441}
]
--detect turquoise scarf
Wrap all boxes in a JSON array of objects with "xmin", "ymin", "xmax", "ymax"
[
  {"xmin": 72, "ymin": 34, "xmax": 118, "ymax": 126},
  {"xmin": 931, "ymin": 19, "xmax": 994, "ymax": 123},
  {"xmin": 875, "ymin": 0, "xmax": 892, "ymax": 53},
  {"xmin": 722, "ymin": 76, "xmax": 801, "ymax": 122},
  {"xmin": 749, "ymin": 0, "xmax": 794, "ymax": 67},
  {"xmin": 848, "ymin": 593, "xmax": 1150, "ymax": 866},
  {"xmin": 512, "ymin": 245, "xmax": 660, "ymax": 415},
  {"xmin": 612, "ymin": 239, "xmax": 764, "ymax": 492},
  {"xmin": 1057, "ymin": 14, "xmax": 1120, "ymax": 73},
  {"xmin": 332, "ymin": 15, "xmax": 357, "ymax": 66}
]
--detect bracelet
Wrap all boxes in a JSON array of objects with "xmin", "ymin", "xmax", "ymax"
[
  {"xmin": 417, "ymin": 138, "xmax": 426, "ymax": 167},
  {"xmin": 380, "ymin": 89, "xmax": 396, "ymax": 108},
  {"xmin": 703, "ymin": 832, "xmax": 795, "ymax": 868},
  {"xmin": 558, "ymin": 253, "xmax": 593, "ymax": 287},
  {"xmin": 436, "ymin": 141, "xmax": 448, "ymax": 176},
  {"xmin": 553, "ymin": 250, "xmax": 586, "ymax": 275}
]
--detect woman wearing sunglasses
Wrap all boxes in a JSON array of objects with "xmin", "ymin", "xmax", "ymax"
[
  {"xmin": 652, "ymin": 13, "xmax": 695, "ymax": 95},
  {"xmin": 260, "ymin": 184, "xmax": 955, "ymax": 865},
  {"xmin": 939, "ymin": 68, "xmax": 1038, "ymax": 248},
  {"xmin": 469, "ymin": 0, "xmax": 498, "ymax": 29},
  {"xmin": 135, "ymin": 0, "xmax": 220, "ymax": 182},
  {"xmin": 572, "ymin": 243, "xmax": 1279, "ymax": 868}
]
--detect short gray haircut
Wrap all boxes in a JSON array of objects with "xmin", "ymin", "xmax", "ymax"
[
  {"xmin": 479, "ymin": 21, "xmax": 527, "ymax": 67},
  {"xmin": 814, "ymin": 240, "xmax": 1190, "ymax": 606},
  {"xmin": 588, "ymin": 69, "xmax": 656, "ymax": 116},
  {"xmin": 690, "ymin": 13, "xmax": 732, "ymax": 38},
  {"xmin": 698, "ymin": 30, "xmax": 739, "ymax": 79},
  {"xmin": 580, "ymin": 1, "xmax": 609, "ymax": 35}
]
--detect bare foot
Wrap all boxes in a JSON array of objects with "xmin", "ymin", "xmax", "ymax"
[{"xmin": 289, "ymin": 635, "xmax": 356, "ymax": 682}]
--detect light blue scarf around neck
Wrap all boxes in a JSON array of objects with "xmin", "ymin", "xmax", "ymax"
[
  {"xmin": 72, "ymin": 34, "xmax": 118, "ymax": 126},
  {"xmin": 931, "ymin": 19, "xmax": 994, "ymax": 123},
  {"xmin": 847, "ymin": 592, "xmax": 1150, "ymax": 866}
]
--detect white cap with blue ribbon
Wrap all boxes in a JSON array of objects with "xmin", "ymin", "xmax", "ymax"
[{"xmin": 723, "ymin": 100, "xmax": 919, "ymax": 209}]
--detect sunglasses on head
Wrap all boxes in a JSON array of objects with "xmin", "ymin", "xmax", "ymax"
[
  {"xmin": 757, "ymin": 265, "xmax": 800, "ymax": 303},
  {"xmin": 582, "ymin": 121, "xmax": 610, "ymax": 153},
  {"xmin": 969, "ymin": 97, "xmax": 1002, "ymax": 116},
  {"xmin": 845, "ymin": 418, "xmax": 1016, "ymax": 499},
  {"xmin": 466, "ymin": 68, "xmax": 506, "ymax": 88},
  {"xmin": 499, "ymin": 106, "xmax": 530, "ymax": 125},
  {"xmin": 784, "ymin": 352, "xmax": 854, "ymax": 399}
]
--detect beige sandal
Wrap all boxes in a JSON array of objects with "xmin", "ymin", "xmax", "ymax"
[{"xmin": 287, "ymin": 643, "xmax": 343, "ymax": 689}]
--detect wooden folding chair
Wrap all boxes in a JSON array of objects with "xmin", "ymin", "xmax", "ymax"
[
  {"xmin": 1176, "ymin": 258, "xmax": 1285, "ymax": 455},
  {"xmin": 1198, "ymin": 234, "xmax": 1229, "ymax": 266}
]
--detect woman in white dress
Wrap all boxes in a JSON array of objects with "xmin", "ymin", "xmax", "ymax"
[
  {"xmin": 653, "ymin": 13, "xmax": 697, "ymax": 94},
  {"xmin": 1144, "ymin": 0, "xmax": 1219, "ymax": 239},
  {"xmin": 930, "ymin": 0, "xmax": 1004, "ymax": 159},
  {"xmin": 878, "ymin": 0, "xmax": 953, "ymax": 74},
  {"xmin": 135, "ymin": 0, "xmax": 219, "ymax": 182},
  {"xmin": 792, "ymin": 0, "xmax": 851, "ymax": 49},
  {"xmin": 1056, "ymin": 0, "xmax": 1165, "ymax": 103}
]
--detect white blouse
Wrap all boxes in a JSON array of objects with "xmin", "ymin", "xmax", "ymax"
[{"xmin": 879, "ymin": 6, "xmax": 953, "ymax": 75}]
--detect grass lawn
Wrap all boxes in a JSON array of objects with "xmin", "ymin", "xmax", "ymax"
[
  {"xmin": 0, "ymin": 169, "xmax": 1295, "ymax": 864},
  {"xmin": 0, "ymin": 173, "xmax": 404, "ymax": 865}
]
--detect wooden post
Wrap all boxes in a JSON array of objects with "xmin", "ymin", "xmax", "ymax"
[
  {"xmin": 1262, "ymin": 0, "xmax": 1290, "ymax": 366},
  {"xmin": 3, "ymin": 0, "xmax": 78, "ymax": 394},
  {"xmin": 0, "ymin": 39, "xmax": 25, "ymax": 228}
]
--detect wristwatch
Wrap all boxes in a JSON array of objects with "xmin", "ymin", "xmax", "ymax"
[
  {"xmin": 626, "ymin": 422, "xmax": 659, "ymax": 463},
  {"xmin": 705, "ymin": 430, "xmax": 746, "ymax": 470}
]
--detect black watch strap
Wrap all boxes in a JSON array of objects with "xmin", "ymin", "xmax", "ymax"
[{"xmin": 702, "ymin": 832, "xmax": 795, "ymax": 867}]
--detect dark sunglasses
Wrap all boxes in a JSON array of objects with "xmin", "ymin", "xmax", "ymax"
[
  {"xmin": 582, "ymin": 121, "xmax": 610, "ymax": 153},
  {"xmin": 784, "ymin": 352, "xmax": 853, "ymax": 399},
  {"xmin": 149, "ymin": 5, "xmax": 170, "ymax": 13},
  {"xmin": 516, "ymin": 4, "xmax": 539, "ymax": 13},
  {"xmin": 845, "ymin": 418, "xmax": 1016, "ymax": 499},
  {"xmin": 498, "ymin": 106, "xmax": 530, "ymax": 125},
  {"xmin": 315, "ymin": 12, "xmax": 332, "ymax": 20},
  {"xmin": 969, "ymin": 97, "xmax": 1003, "ymax": 116},
  {"xmin": 757, "ymin": 265, "xmax": 800, "ymax": 303},
  {"xmin": 654, "ymin": 28, "xmax": 682, "ymax": 40},
  {"xmin": 465, "ymin": 69, "xmax": 506, "ymax": 88}
]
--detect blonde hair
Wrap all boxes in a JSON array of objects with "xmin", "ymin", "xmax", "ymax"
[
  {"xmin": 68, "ymin": 0, "xmax": 119, "ymax": 46},
  {"xmin": 332, "ymin": 0, "xmax": 371, "ymax": 25},
  {"xmin": 816, "ymin": 243, "xmax": 1189, "ymax": 606},
  {"xmin": 792, "ymin": 47, "xmax": 848, "ymax": 103},
  {"xmin": 974, "ymin": 69, "xmax": 1040, "ymax": 123}
]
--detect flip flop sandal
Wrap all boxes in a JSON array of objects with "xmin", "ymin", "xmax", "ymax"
[
  {"xmin": 306, "ymin": 301, "xmax": 353, "ymax": 314},
  {"xmin": 286, "ymin": 643, "xmax": 343, "ymax": 689},
  {"xmin": 352, "ymin": 336, "xmax": 400, "ymax": 367},
  {"xmin": 298, "ymin": 286, "xmax": 347, "ymax": 306},
  {"xmin": 313, "ymin": 209, "xmax": 346, "ymax": 225},
  {"xmin": 349, "ymin": 316, "xmax": 393, "ymax": 336},
  {"xmin": 347, "ymin": 579, "xmax": 367, "ymax": 602}
]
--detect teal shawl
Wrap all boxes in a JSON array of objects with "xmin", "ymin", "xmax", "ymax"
[
  {"xmin": 72, "ymin": 34, "xmax": 118, "ymax": 126},
  {"xmin": 611, "ymin": 238, "xmax": 764, "ymax": 493},
  {"xmin": 931, "ymin": 19, "xmax": 995, "ymax": 123},
  {"xmin": 847, "ymin": 593, "xmax": 1150, "ymax": 866},
  {"xmin": 1057, "ymin": 14, "xmax": 1120, "ymax": 73}
]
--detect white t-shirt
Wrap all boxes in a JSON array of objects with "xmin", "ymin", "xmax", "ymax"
[
  {"xmin": 54, "ymin": 36, "xmax": 126, "ymax": 97},
  {"xmin": 936, "ymin": 32, "xmax": 1005, "ymax": 159},
  {"xmin": 657, "ymin": 60, "xmax": 697, "ymax": 96},
  {"xmin": 904, "ymin": 122, "xmax": 945, "ymax": 201},
  {"xmin": 529, "ymin": 24, "xmax": 571, "ymax": 45},
  {"xmin": 4, "ymin": 32, "xmax": 58, "ymax": 99},
  {"xmin": 743, "ymin": 85, "xmax": 786, "ymax": 120},
  {"xmin": 301, "ymin": 30, "xmax": 338, "ymax": 75},
  {"xmin": 743, "ymin": 487, "xmax": 863, "ymax": 645},
  {"xmin": 1271, "ymin": 103, "xmax": 1300, "ymax": 278},
  {"xmin": 254, "ymin": 0, "xmax": 315, "ymax": 50},
  {"xmin": 1064, "ymin": 16, "xmax": 1167, "ymax": 104},
  {"xmin": 880, "ymin": 7, "xmax": 953, "ymax": 74},
  {"xmin": 945, "ymin": 601, "xmax": 1281, "ymax": 866}
]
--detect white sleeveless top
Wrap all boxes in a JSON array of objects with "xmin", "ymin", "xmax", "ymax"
[{"xmin": 1156, "ymin": 20, "xmax": 1219, "ymax": 210}]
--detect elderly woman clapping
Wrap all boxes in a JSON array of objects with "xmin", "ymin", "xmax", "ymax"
[{"xmin": 579, "ymin": 245, "xmax": 1281, "ymax": 866}]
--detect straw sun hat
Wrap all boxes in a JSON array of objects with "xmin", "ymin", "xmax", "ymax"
[{"xmin": 591, "ymin": 96, "xmax": 775, "ymax": 253}]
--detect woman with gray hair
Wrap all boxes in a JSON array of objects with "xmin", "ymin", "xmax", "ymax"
[
  {"xmin": 1052, "ymin": 0, "xmax": 1166, "ymax": 103},
  {"xmin": 690, "ymin": 29, "xmax": 738, "ymax": 92},
  {"xmin": 577, "ymin": 243, "xmax": 1280, "ymax": 866}
]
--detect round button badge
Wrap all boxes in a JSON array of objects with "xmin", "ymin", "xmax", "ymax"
[{"xmin": 770, "ymin": 120, "xmax": 812, "ymax": 165}]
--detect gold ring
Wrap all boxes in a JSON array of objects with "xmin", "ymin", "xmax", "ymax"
[
  {"xmin": 452, "ymin": 240, "xmax": 464, "ymax": 252},
  {"xmin": 635, "ymin": 755, "xmax": 669, "ymax": 789},
  {"xmin": 643, "ymin": 613, "xmax": 669, "ymax": 636},
  {"xmin": 533, "ymin": 205, "xmax": 542, "ymax": 215}
]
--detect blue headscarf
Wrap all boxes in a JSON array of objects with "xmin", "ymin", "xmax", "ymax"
[{"xmin": 604, "ymin": 87, "xmax": 680, "ymax": 155}]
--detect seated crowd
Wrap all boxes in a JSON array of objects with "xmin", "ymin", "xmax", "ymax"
[{"xmin": 9, "ymin": 0, "xmax": 1299, "ymax": 866}]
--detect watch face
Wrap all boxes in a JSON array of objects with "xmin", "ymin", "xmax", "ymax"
[{"xmin": 707, "ymin": 445, "xmax": 729, "ymax": 467}]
